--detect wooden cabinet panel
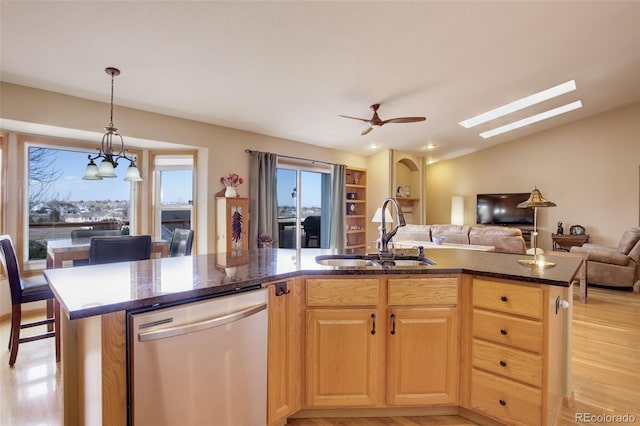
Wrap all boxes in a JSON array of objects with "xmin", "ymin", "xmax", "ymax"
[
  {"xmin": 473, "ymin": 279, "xmax": 543, "ymax": 319},
  {"xmin": 306, "ymin": 308, "xmax": 379, "ymax": 407},
  {"xmin": 472, "ymin": 339, "xmax": 542, "ymax": 387},
  {"xmin": 388, "ymin": 277, "xmax": 458, "ymax": 306},
  {"xmin": 306, "ymin": 278, "xmax": 378, "ymax": 307},
  {"xmin": 387, "ymin": 307, "xmax": 459, "ymax": 405},
  {"xmin": 471, "ymin": 369, "xmax": 542, "ymax": 426},
  {"xmin": 472, "ymin": 309, "xmax": 543, "ymax": 353},
  {"xmin": 216, "ymin": 197, "xmax": 249, "ymax": 253},
  {"xmin": 267, "ymin": 280, "xmax": 302, "ymax": 425}
]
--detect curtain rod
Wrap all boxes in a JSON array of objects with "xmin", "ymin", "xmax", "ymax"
[{"xmin": 244, "ymin": 149, "xmax": 341, "ymax": 167}]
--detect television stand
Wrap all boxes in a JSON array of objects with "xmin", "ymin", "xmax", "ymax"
[{"xmin": 510, "ymin": 225, "xmax": 533, "ymax": 245}]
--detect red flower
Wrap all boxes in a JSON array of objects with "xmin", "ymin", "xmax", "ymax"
[{"xmin": 220, "ymin": 173, "xmax": 244, "ymax": 187}]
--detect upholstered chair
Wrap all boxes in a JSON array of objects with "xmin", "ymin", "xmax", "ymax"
[
  {"xmin": 89, "ymin": 235, "xmax": 152, "ymax": 265},
  {"xmin": 168, "ymin": 228, "xmax": 194, "ymax": 257},
  {"xmin": 571, "ymin": 227, "xmax": 640, "ymax": 291}
]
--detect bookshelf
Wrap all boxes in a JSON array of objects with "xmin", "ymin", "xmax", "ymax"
[{"xmin": 345, "ymin": 167, "xmax": 367, "ymax": 251}]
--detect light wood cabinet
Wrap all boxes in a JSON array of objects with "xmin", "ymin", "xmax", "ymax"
[
  {"xmin": 306, "ymin": 308, "xmax": 380, "ymax": 407},
  {"xmin": 387, "ymin": 277, "xmax": 459, "ymax": 406},
  {"xmin": 267, "ymin": 279, "xmax": 302, "ymax": 425},
  {"xmin": 464, "ymin": 277, "xmax": 565, "ymax": 426},
  {"xmin": 305, "ymin": 277, "xmax": 381, "ymax": 407},
  {"xmin": 216, "ymin": 197, "xmax": 249, "ymax": 253},
  {"xmin": 304, "ymin": 276, "xmax": 460, "ymax": 408},
  {"xmin": 345, "ymin": 167, "xmax": 367, "ymax": 251}
]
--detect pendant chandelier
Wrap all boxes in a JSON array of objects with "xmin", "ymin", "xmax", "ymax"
[{"xmin": 82, "ymin": 67, "xmax": 142, "ymax": 181}]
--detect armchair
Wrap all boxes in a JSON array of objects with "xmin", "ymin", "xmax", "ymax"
[{"xmin": 571, "ymin": 227, "xmax": 640, "ymax": 291}]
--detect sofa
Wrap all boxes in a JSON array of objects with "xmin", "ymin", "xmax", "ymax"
[
  {"xmin": 570, "ymin": 227, "xmax": 640, "ymax": 291},
  {"xmin": 393, "ymin": 224, "xmax": 527, "ymax": 254}
]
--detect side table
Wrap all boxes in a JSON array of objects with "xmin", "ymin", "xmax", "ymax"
[
  {"xmin": 551, "ymin": 233, "xmax": 590, "ymax": 252},
  {"xmin": 547, "ymin": 251, "xmax": 588, "ymax": 303}
]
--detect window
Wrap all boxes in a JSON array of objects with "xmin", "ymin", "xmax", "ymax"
[
  {"xmin": 24, "ymin": 141, "xmax": 137, "ymax": 265},
  {"xmin": 152, "ymin": 154, "xmax": 195, "ymax": 243},
  {"xmin": 277, "ymin": 160, "xmax": 331, "ymax": 249}
]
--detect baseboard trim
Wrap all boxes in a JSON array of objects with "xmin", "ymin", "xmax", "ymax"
[{"xmin": 290, "ymin": 406, "xmax": 459, "ymax": 419}]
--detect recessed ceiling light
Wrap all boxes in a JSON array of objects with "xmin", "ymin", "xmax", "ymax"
[
  {"xmin": 479, "ymin": 100, "xmax": 583, "ymax": 139},
  {"xmin": 459, "ymin": 80, "xmax": 577, "ymax": 128},
  {"xmin": 424, "ymin": 143, "xmax": 438, "ymax": 150}
]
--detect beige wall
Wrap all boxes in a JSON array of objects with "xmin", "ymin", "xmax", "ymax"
[
  {"xmin": 0, "ymin": 82, "xmax": 366, "ymax": 254},
  {"xmin": 426, "ymin": 102, "xmax": 640, "ymax": 251},
  {"xmin": 0, "ymin": 82, "xmax": 367, "ymax": 317}
]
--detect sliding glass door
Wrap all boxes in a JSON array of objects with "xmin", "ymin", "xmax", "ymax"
[{"xmin": 277, "ymin": 166, "xmax": 330, "ymax": 249}]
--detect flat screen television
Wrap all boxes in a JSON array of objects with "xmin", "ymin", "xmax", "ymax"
[{"xmin": 476, "ymin": 193, "xmax": 534, "ymax": 226}]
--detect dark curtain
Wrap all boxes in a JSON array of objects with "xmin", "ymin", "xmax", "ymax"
[{"xmin": 248, "ymin": 151, "xmax": 279, "ymax": 249}]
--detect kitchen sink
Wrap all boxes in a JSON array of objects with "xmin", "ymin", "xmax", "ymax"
[
  {"xmin": 315, "ymin": 254, "xmax": 435, "ymax": 268},
  {"xmin": 315, "ymin": 257, "xmax": 379, "ymax": 267}
]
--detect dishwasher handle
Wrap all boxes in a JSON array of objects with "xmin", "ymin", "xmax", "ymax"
[{"xmin": 138, "ymin": 302, "xmax": 267, "ymax": 342}]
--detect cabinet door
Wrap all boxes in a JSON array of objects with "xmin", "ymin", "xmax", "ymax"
[
  {"xmin": 267, "ymin": 280, "xmax": 302, "ymax": 425},
  {"xmin": 387, "ymin": 307, "xmax": 459, "ymax": 406},
  {"xmin": 306, "ymin": 308, "xmax": 379, "ymax": 407}
]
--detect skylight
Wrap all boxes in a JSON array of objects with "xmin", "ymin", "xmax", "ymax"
[
  {"xmin": 479, "ymin": 101, "xmax": 583, "ymax": 139},
  {"xmin": 459, "ymin": 80, "xmax": 577, "ymax": 128}
]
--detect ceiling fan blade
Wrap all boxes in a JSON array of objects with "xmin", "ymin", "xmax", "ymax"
[
  {"xmin": 339, "ymin": 114, "xmax": 370, "ymax": 123},
  {"xmin": 361, "ymin": 126, "xmax": 373, "ymax": 136},
  {"xmin": 382, "ymin": 117, "xmax": 427, "ymax": 124}
]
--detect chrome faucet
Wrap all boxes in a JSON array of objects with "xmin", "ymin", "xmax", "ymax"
[{"xmin": 378, "ymin": 198, "xmax": 406, "ymax": 254}]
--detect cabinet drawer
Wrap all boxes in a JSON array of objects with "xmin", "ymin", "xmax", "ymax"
[
  {"xmin": 388, "ymin": 277, "xmax": 458, "ymax": 306},
  {"xmin": 471, "ymin": 369, "xmax": 541, "ymax": 426},
  {"xmin": 473, "ymin": 310, "xmax": 543, "ymax": 353},
  {"xmin": 472, "ymin": 339, "xmax": 542, "ymax": 387},
  {"xmin": 473, "ymin": 279, "xmax": 543, "ymax": 319},
  {"xmin": 306, "ymin": 278, "xmax": 378, "ymax": 306}
]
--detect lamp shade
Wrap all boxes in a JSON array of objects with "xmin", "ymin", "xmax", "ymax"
[
  {"xmin": 82, "ymin": 161, "xmax": 102, "ymax": 180},
  {"xmin": 124, "ymin": 165, "xmax": 142, "ymax": 182},
  {"xmin": 97, "ymin": 159, "xmax": 117, "ymax": 178},
  {"xmin": 371, "ymin": 207, "xmax": 393, "ymax": 223},
  {"xmin": 517, "ymin": 188, "xmax": 556, "ymax": 208}
]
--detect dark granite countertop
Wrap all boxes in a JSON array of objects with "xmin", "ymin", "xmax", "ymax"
[{"xmin": 44, "ymin": 248, "xmax": 582, "ymax": 320}]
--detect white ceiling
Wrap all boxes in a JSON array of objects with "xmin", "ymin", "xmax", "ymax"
[{"xmin": 1, "ymin": 1, "xmax": 639, "ymax": 161}]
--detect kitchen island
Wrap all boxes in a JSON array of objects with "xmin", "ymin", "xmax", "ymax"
[{"xmin": 44, "ymin": 248, "xmax": 582, "ymax": 426}]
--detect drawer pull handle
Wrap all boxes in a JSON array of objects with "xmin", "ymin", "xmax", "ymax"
[
  {"xmin": 500, "ymin": 295, "xmax": 508, "ymax": 302},
  {"xmin": 500, "ymin": 328, "xmax": 508, "ymax": 335},
  {"xmin": 499, "ymin": 399, "xmax": 507, "ymax": 406},
  {"xmin": 390, "ymin": 313, "xmax": 396, "ymax": 335},
  {"xmin": 371, "ymin": 313, "xmax": 376, "ymax": 335},
  {"xmin": 499, "ymin": 360, "xmax": 507, "ymax": 367}
]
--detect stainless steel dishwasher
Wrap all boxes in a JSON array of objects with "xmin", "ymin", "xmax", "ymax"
[{"xmin": 128, "ymin": 288, "xmax": 268, "ymax": 426}]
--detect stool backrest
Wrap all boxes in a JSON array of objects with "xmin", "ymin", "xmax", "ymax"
[{"xmin": 0, "ymin": 235, "xmax": 23, "ymax": 305}]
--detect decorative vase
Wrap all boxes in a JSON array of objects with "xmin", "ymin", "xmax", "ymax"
[{"xmin": 225, "ymin": 186, "xmax": 237, "ymax": 198}]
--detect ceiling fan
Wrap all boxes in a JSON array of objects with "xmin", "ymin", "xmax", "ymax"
[{"xmin": 339, "ymin": 103, "xmax": 426, "ymax": 135}]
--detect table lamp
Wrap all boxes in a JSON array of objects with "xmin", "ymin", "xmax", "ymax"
[
  {"xmin": 517, "ymin": 187, "xmax": 557, "ymax": 271},
  {"xmin": 371, "ymin": 207, "xmax": 393, "ymax": 225},
  {"xmin": 517, "ymin": 187, "xmax": 556, "ymax": 255}
]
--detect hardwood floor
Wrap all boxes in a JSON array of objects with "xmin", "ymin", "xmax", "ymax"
[{"xmin": 1, "ymin": 287, "xmax": 638, "ymax": 426}]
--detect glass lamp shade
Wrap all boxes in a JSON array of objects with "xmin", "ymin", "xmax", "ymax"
[
  {"xmin": 82, "ymin": 162, "xmax": 102, "ymax": 180},
  {"xmin": 97, "ymin": 159, "xmax": 117, "ymax": 178},
  {"xmin": 371, "ymin": 207, "xmax": 393, "ymax": 223},
  {"xmin": 124, "ymin": 165, "xmax": 142, "ymax": 182}
]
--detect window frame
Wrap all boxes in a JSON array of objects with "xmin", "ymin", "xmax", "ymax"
[
  {"xmin": 149, "ymin": 150, "xmax": 197, "ymax": 252},
  {"xmin": 17, "ymin": 134, "xmax": 143, "ymax": 272}
]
